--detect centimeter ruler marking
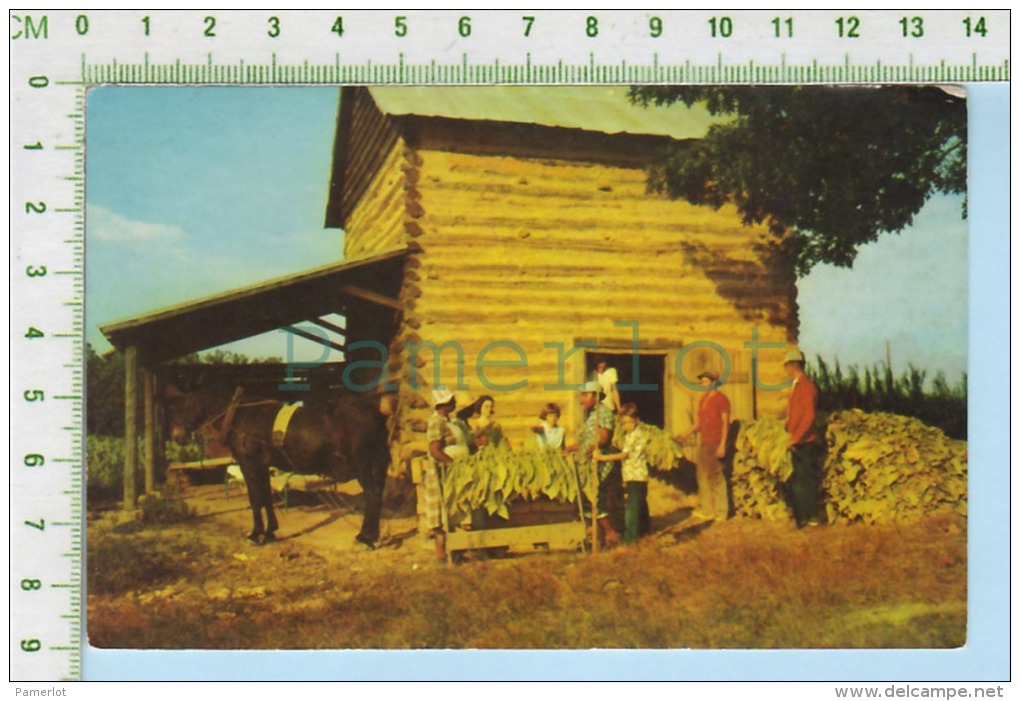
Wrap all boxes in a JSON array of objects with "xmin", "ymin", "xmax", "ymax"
[
  {"xmin": 8, "ymin": 8, "xmax": 1009, "ymax": 683},
  {"xmin": 76, "ymin": 50, "xmax": 1012, "ymax": 84}
]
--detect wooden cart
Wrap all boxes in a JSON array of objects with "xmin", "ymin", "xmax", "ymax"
[{"xmin": 411, "ymin": 456, "xmax": 588, "ymax": 556}]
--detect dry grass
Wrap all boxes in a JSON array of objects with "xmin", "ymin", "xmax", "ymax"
[{"xmin": 87, "ymin": 501, "xmax": 966, "ymax": 650}]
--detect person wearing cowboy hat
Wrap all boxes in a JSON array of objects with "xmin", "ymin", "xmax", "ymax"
[
  {"xmin": 571, "ymin": 379, "xmax": 622, "ymax": 546},
  {"xmin": 783, "ymin": 348, "xmax": 822, "ymax": 528},
  {"xmin": 675, "ymin": 369, "xmax": 731, "ymax": 521},
  {"xmin": 425, "ymin": 387, "xmax": 459, "ymax": 562}
]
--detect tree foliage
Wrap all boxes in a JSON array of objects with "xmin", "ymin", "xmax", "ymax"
[
  {"xmin": 630, "ymin": 86, "xmax": 967, "ymax": 275},
  {"xmin": 87, "ymin": 343, "xmax": 128, "ymax": 436},
  {"xmin": 86, "ymin": 344, "xmax": 283, "ymax": 436}
]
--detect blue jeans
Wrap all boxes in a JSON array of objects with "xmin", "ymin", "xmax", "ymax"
[
  {"xmin": 624, "ymin": 481, "xmax": 649, "ymax": 544},
  {"xmin": 789, "ymin": 442, "xmax": 821, "ymax": 524}
]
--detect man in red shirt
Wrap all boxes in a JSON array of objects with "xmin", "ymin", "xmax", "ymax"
[
  {"xmin": 676, "ymin": 370, "xmax": 731, "ymax": 520},
  {"xmin": 784, "ymin": 348, "xmax": 822, "ymax": 527}
]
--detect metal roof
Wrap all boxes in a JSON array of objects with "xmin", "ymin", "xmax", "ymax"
[
  {"xmin": 366, "ymin": 86, "xmax": 720, "ymax": 139},
  {"xmin": 100, "ymin": 248, "xmax": 407, "ymax": 363}
]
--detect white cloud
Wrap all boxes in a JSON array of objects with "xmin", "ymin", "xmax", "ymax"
[{"xmin": 87, "ymin": 205, "xmax": 187, "ymax": 243}]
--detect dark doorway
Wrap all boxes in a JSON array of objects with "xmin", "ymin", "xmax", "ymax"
[{"xmin": 586, "ymin": 352, "xmax": 666, "ymax": 428}]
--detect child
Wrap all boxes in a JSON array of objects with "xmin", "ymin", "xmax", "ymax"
[
  {"xmin": 532, "ymin": 402, "xmax": 565, "ymax": 451},
  {"xmin": 594, "ymin": 403, "xmax": 650, "ymax": 545}
]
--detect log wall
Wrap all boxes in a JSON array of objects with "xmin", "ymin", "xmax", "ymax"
[{"xmin": 374, "ymin": 147, "xmax": 798, "ymax": 456}]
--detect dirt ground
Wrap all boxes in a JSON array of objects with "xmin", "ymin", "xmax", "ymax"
[{"xmin": 86, "ymin": 473, "xmax": 967, "ymax": 650}]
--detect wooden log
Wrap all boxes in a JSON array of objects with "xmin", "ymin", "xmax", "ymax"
[
  {"xmin": 405, "ymin": 193, "xmax": 425, "ymax": 219},
  {"xmin": 143, "ymin": 366, "xmax": 156, "ymax": 495},
  {"xmin": 123, "ymin": 345, "xmax": 138, "ymax": 510}
]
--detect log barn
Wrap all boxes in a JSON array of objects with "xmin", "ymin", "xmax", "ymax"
[
  {"xmin": 325, "ymin": 86, "xmax": 797, "ymax": 468},
  {"xmin": 101, "ymin": 86, "xmax": 799, "ymax": 511}
]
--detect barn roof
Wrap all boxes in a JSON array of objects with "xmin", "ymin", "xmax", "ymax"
[
  {"xmin": 100, "ymin": 247, "xmax": 406, "ymax": 363},
  {"xmin": 365, "ymin": 86, "xmax": 719, "ymax": 140}
]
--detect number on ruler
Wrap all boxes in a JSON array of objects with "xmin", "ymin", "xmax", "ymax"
[
  {"xmin": 141, "ymin": 15, "xmax": 150, "ymax": 36},
  {"xmin": 586, "ymin": 16, "xmax": 599, "ymax": 38},
  {"xmin": 26, "ymin": 266, "xmax": 47, "ymax": 277},
  {"xmin": 331, "ymin": 17, "xmax": 344, "ymax": 37},
  {"xmin": 267, "ymin": 16, "xmax": 280, "ymax": 38},
  {"xmin": 25, "ymin": 519, "xmax": 45, "ymax": 531},
  {"xmin": 29, "ymin": 75, "xmax": 48, "ymax": 89},
  {"xmin": 204, "ymin": 16, "xmax": 216, "ymax": 38},
  {"xmin": 458, "ymin": 16, "xmax": 471, "ymax": 38},
  {"xmin": 21, "ymin": 640, "xmax": 42, "ymax": 653},
  {"xmin": 773, "ymin": 17, "xmax": 793, "ymax": 37},
  {"xmin": 649, "ymin": 17, "xmax": 663, "ymax": 38},
  {"xmin": 709, "ymin": 16, "xmax": 733, "ymax": 38},
  {"xmin": 24, "ymin": 389, "xmax": 45, "ymax": 402},
  {"xmin": 75, "ymin": 14, "xmax": 88, "ymax": 35},
  {"xmin": 24, "ymin": 141, "xmax": 43, "ymax": 150},
  {"xmin": 25, "ymin": 201, "xmax": 46, "ymax": 214},
  {"xmin": 836, "ymin": 16, "xmax": 861, "ymax": 38},
  {"xmin": 395, "ymin": 16, "xmax": 407, "ymax": 37},
  {"xmin": 26, "ymin": 327, "xmax": 44, "ymax": 339},
  {"xmin": 963, "ymin": 16, "xmax": 987, "ymax": 37},
  {"xmin": 522, "ymin": 16, "xmax": 535, "ymax": 36},
  {"xmin": 21, "ymin": 579, "xmax": 42, "ymax": 591},
  {"xmin": 24, "ymin": 454, "xmax": 45, "ymax": 467},
  {"xmin": 900, "ymin": 16, "xmax": 923, "ymax": 38}
]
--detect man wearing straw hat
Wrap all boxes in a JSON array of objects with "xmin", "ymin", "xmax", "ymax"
[
  {"xmin": 426, "ymin": 388, "xmax": 458, "ymax": 563},
  {"xmin": 675, "ymin": 369, "xmax": 731, "ymax": 521},
  {"xmin": 784, "ymin": 348, "xmax": 822, "ymax": 528},
  {"xmin": 574, "ymin": 379, "xmax": 622, "ymax": 546}
]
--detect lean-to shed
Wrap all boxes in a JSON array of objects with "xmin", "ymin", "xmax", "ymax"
[{"xmin": 326, "ymin": 86, "xmax": 798, "ymax": 463}]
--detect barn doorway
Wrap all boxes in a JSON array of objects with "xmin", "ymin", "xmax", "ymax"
[{"xmin": 586, "ymin": 351, "xmax": 666, "ymax": 428}]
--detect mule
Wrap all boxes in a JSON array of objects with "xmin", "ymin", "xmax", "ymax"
[{"xmin": 166, "ymin": 384, "xmax": 390, "ymax": 548}]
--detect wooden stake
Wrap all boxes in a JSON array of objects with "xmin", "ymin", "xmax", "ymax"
[
  {"xmin": 591, "ymin": 451, "xmax": 599, "ymax": 554},
  {"xmin": 123, "ymin": 345, "xmax": 138, "ymax": 510},
  {"xmin": 590, "ymin": 405, "xmax": 599, "ymax": 555},
  {"xmin": 143, "ymin": 366, "xmax": 156, "ymax": 495}
]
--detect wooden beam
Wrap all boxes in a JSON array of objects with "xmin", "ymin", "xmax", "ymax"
[
  {"xmin": 123, "ymin": 345, "xmax": 138, "ymax": 510},
  {"xmin": 281, "ymin": 326, "xmax": 346, "ymax": 354},
  {"xmin": 339, "ymin": 284, "xmax": 403, "ymax": 311},
  {"xmin": 445, "ymin": 522, "xmax": 586, "ymax": 552},
  {"xmin": 143, "ymin": 366, "xmax": 156, "ymax": 495},
  {"xmin": 310, "ymin": 316, "xmax": 347, "ymax": 336}
]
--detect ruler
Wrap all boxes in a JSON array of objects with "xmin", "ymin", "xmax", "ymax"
[{"xmin": 7, "ymin": 9, "xmax": 1009, "ymax": 682}]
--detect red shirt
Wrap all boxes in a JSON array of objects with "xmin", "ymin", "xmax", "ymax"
[
  {"xmin": 698, "ymin": 390, "xmax": 731, "ymax": 446},
  {"xmin": 786, "ymin": 375, "xmax": 819, "ymax": 445}
]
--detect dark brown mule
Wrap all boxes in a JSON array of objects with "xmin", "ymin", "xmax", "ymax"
[{"xmin": 167, "ymin": 386, "xmax": 389, "ymax": 548}]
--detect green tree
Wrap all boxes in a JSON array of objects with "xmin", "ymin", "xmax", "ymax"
[
  {"xmin": 86, "ymin": 343, "xmax": 128, "ymax": 436},
  {"xmin": 630, "ymin": 86, "xmax": 966, "ymax": 275},
  {"xmin": 87, "ymin": 344, "xmax": 284, "ymax": 436}
]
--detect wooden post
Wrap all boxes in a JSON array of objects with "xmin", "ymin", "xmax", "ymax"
[
  {"xmin": 143, "ymin": 366, "xmax": 156, "ymax": 495},
  {"xmin": 590, "ymin": 453, "xmax": 599, "ymax": 554},
  {"xmin": 123, "ymin": 345, "xmax": 139, "ymax": 510}
]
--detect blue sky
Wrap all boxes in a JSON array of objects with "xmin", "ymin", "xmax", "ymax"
[{"xmin": 85, "ymin": 86, "xmax": 968, "ymax": 380}]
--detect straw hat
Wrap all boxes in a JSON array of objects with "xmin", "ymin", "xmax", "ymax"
[
  {"xmin": 431, "ymin": 388, "xmax": 455, "ymax": 407},
  {"xmin": 784, "ymin": 348, "xmax": 806, "ymax": 364}
]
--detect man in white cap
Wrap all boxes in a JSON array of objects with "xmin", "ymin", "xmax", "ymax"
[
  {"xmin": 784, "ymin": 348, "xmax": 821, "ymax": 527},
  {"xmin": 426, "ymin": 388, "xmax": 457, "ymax": 562},
  {"xmin": 573, "ymin": 380, "xmax": 621, "ymax": 545}
]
